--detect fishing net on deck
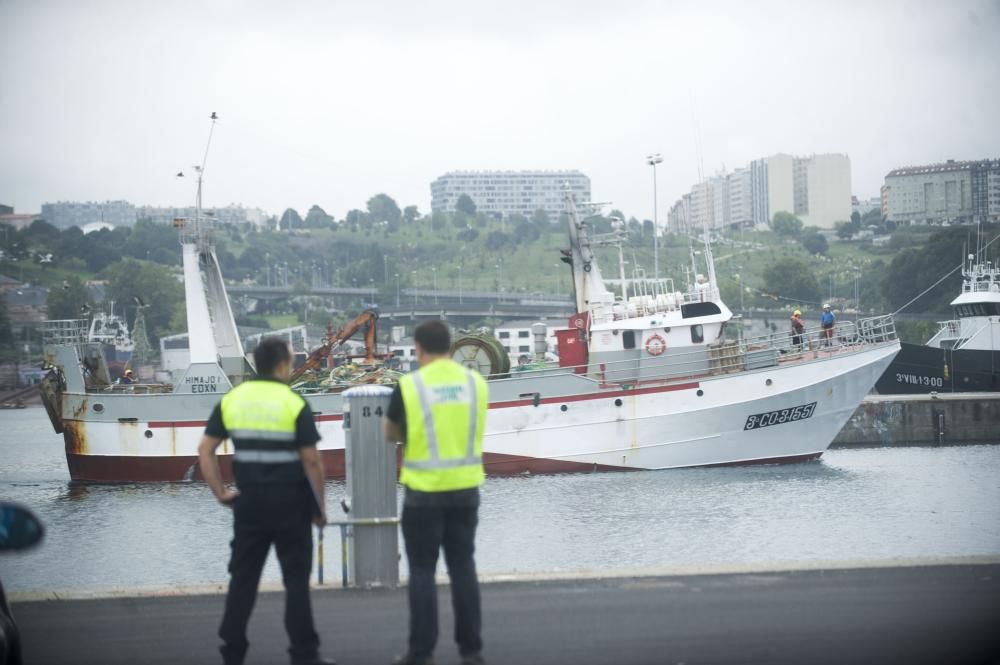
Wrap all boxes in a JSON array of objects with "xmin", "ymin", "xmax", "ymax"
[{"xmin": 291, "ymin": 363, "xmax": 403, "ymax": 394}]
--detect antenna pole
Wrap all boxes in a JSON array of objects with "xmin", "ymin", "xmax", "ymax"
[
  {"xmin": 646, "ymin": 153, "xmax": 664, "ymax": 283},
  {"xmin": 653, "ymin": 162, "xmax": 659, "ymax": 282},
  {"xmin": 194, "ymin": 114, "xmax": 217, "ymax": 244}
]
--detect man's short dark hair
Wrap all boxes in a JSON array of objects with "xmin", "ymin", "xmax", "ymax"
[
  {"xmin": 414, "ymin": 320, "xmax": 451, "ymax": 355},
  {"xmin": 254, "ymin": 337, "xmax": 292, "ymax": 376}
]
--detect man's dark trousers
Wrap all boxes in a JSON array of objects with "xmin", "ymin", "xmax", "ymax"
[
  {"xmin": 401, "ymin": 487, "xmax": 482, "ymax": 659},
  {"xmin": 219, "ymin": 483, "xmax": 320, "ymax": 664}
]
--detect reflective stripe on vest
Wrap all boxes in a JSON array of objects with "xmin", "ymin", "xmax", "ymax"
[
  {"xmin": 228, "ymin": 429, "xmax": 297, "ymax": 442},
  {"xmin": 233, "ymin": 449, "xmax": 301, "ymax": 463},
  {"xmin": 403, "ymin": 371, "xmax": 480, "ymax": 471}
]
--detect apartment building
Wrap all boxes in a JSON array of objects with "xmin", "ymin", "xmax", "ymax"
[
  {"xmin": 40, "ymin": 201, "xmax": 137, "ymax": 228},
  {"xmin": 40, "ymin": 200, "xmax": 270, "ymax": 229},
  {"xmin": 430, "ymin": 170, "xmax": 591, "ymax": 218},
  {"xmin": 881, "ymin": 159, "xmax": 1000, "ymax": 224}
]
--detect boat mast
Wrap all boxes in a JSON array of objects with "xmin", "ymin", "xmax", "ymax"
[
  {"xmin": 702, "ymin": 218, "xmax": 719, "ymax": 296},
  {"xmin": 563, "ymin": 192, "xmax": 613, "ymax": 315},
  {"xmin": 610, "ymin": 216, "xmax": 628, "ymax": 301},
  {"xmin": 177, "ymin": 112, "xmax": 246, "ymax": 379}
]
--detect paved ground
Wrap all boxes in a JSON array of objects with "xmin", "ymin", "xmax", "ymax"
[{"xmin": 12, "ymin": 564, "xmax": 1000, "ymax": 665}]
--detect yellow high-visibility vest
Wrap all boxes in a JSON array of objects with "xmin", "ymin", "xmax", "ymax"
[
  {"xmin": 398, "ymin": 359, "xmax": 488, "ymax": 492},
  {"xmin": 220, "ymin": 379, "xmax": 305, "ymax": 463}
]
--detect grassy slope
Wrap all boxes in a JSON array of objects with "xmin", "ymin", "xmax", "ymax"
[{"xmin": 4, "ymin": 222, "xmax": 936, "ymax": 332}]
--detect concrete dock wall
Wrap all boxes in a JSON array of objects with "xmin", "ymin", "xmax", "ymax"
[{"xmin": 833, "ymin": 393, "xmax": 1000, "ymax": 446}]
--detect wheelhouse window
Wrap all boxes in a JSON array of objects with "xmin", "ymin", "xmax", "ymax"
[
  {"xmin": 690, "ymin": 325, "xmax": 704, "ymax": 343},
  {"xmin": 681, "ymin": 302, "xmax": 722, "ymax": 319},
  {"xmin": 955, "ymin": 303, "xmax": 1000, "ymax": 317},
  {"xmin": 622, "ymin": 330, "xmax": 636, "ymax": 349}
]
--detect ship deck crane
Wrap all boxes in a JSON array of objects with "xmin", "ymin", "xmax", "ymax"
[{"xmin": 290, "ymin": 309, "xmax": 380, "ymax": 382}]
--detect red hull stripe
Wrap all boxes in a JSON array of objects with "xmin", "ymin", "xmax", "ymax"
[
  {"xmin": 62, "ymin": 449, "xmax": 821, "ymax": 483},
  {"xmin": 144, "ymin": 381, "xmax": 699, "ymax": 429},
  {"xmin": 147, "ymin": 420, "xmax": 208, "ymax": 428},
  {"xmin": 147, "ymin": 413, "xmax": 344, "ymax": 429}
]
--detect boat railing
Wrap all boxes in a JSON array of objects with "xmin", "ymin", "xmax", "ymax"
[
  {"xmin": 928, "ymin": 319, "xmax": 961, "ymax": 343},
  {"xmin": 42, "ymin": 319, "xmax": 90, "ymax": 346},
  {"xmin": 489, "ymin": 314, "xmax": 898, "ymax": 383},
  {"xmin": 928, "ymin": 318, "xmax": 990, "ymax": 351},
  {"xmin": 603, "ymin": 289, "xmax": 724, "ymax": 323},
  {"xmin": 963, "ymin": 280, "xmax": 1000, "ymax": 294},
  {"xmin": 177, "ymin": 215, "xmax": 220, "ymax": 247},
  {"xmin": 94, "ymin": 383, "xmax": 175, "ymax": 395},
  {"xmin": 681, "ymin": 284, "xmax": 720, "ymax": 304}
]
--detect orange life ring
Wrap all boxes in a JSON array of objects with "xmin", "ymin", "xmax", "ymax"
[{"xmin": 645, "ymin": 334, "xmax": 666, "ymax": 356}]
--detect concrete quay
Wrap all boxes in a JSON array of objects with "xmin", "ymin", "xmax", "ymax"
[
  {"xmin": 833, "ymin": 392, "xmax": 1000, "ymax": 447},
  {"xmin": 11, "ymin": 559, "xmax": 1000, "ymax": 665}
]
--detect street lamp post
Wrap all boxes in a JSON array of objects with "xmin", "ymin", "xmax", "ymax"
[
  {"xmin": 737, "ymin": 265, "xmax": 744, "ymax": 313},
  {"xmin": 647, "ymin": 153, "xmax": 663, "ymax": 282},
  {"xmin": 431, "ymin": 267, "xmax": 438, "ymax": 303},
  {"xmin": 394, "ymin": 273, "xmax": 400, "ymax": 307},
  {"xmin": 411, "ymin": 270, "xmax": 417, "ymax": 306},
  {"xmin": 459, "ymin": 263, "xmax": 464, "ymax": 304},
  {"xmin": 495, "ymin": 260, "xmax": 503, "ymax": 302}
]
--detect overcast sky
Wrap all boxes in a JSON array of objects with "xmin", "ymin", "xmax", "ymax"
[{"xmin": 1, "ymin": 0, "xmax": 998, "ymax": 220}]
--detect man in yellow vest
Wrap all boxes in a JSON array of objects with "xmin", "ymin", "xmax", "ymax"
[
  {"xmin": 384, "ymin": 320, "xmax": 488, "ymax": 665},
  {"xmin": 198, "ymin": 338, "xmax": 335, "ymax": 665}
]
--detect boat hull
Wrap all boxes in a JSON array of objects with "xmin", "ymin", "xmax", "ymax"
[
  {"xmin": 57, "ymin": 343, "xmax": 899, "ymax": 482},
  {"xmin": 874, "ymin": 342, "xmax": 1000, "ymax": 394}
]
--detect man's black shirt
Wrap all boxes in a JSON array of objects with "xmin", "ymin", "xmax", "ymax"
[{"xmin": 386, "ymin": 383, "xmax": 406, "ymax": 440}]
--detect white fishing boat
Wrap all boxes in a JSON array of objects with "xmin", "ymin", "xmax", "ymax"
[
  {"xmin": 38, "ymin": 118, "xmax": 900, "ymax": 481},
  {"xmin": 87, "ymin": 302, "xmax": 135, "ymax": 362}
]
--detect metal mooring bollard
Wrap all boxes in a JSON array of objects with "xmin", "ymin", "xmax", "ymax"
[{"xmin": 342, "ymin": 385, "xmax": 399, "ymax": 588}]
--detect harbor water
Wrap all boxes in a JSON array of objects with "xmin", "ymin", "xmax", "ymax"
[{"xmin": 1, "ymin": 408, "xmax": 999, "ymax": 594}]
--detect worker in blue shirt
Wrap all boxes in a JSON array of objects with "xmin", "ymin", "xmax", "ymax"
[{"xmin": 821, "ymin": 304, "xmax": 836, "ymax": 347}]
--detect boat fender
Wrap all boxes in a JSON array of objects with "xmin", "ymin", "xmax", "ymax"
[{"xmin": 583, "ymin": 262, "xmax": 592, "ymax": 273}]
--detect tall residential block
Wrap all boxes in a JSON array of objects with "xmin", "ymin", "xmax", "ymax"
[
  {"xmin": 668, "ymin": 153, "xmax": 852, "ymax": 232},
  {"xmin": 882, "ymin": 159, "xmax": 1000, "ymax": 224},
  {"xmin": 727, "ymin": 167, "xmax": 753, "ymax": 228},
  {"xmin": 765, "ymin": 153, "xmax": 795, "ymax": 223},
  {"xmin": 803, "ymin": 153, "xmax": 852, "ymax": 228},
  {"xmin": 749, "ymin": 159, "xmax": 769, "ymax": 228},
  {"xmin": 430, "ymin": 170, "xmax": 591, "ymax": 218}
]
